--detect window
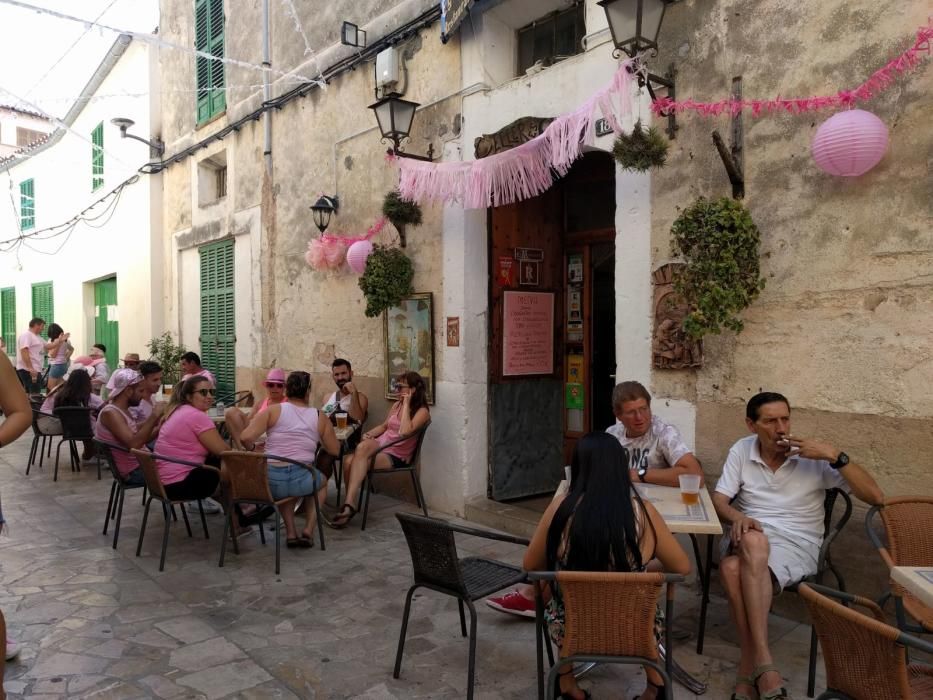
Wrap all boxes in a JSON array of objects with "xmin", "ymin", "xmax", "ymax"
[
  {"xmin": 199, "ymin": 240, "xmax": 235, "ymax": 398},
  {"xmin": 16, "ymin": 127, "xmax": 45, "ymax": 147},
  {"xmin": 19, "ymin": 178, "xmax": 34, "ymax": 230},
  {"xmin": 517, "ymin": 3, "xmax": 585, "ymax": 75},
  {"xmin": 195, "ymin": 0, "xmax": 226, "ymax": 124},
  {"xmin": 31, "ymin": 282, "xmax": 53, "ymax": 340},
  {"xmin": 216, "ymin": 166, "xmax": 227, "ymax": 199},
  {"xmin": 1, "ymin": 287, "xmax": 15, "ymax": 355},
  {"xmin": 92, "ymin": 121, "xmax": 104, "ymax": 190},
  {"xmin": 197, "ymin": 151, "xmax": 227, "ymax": 206}
]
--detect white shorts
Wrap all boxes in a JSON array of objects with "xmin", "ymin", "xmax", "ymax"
[{"xmin": 720, "ymin": 524, "xmax": 819, "ymax": 590}]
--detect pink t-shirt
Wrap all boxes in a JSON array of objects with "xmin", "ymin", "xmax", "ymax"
[
  {"xmin": 95, "ymin": 405, "xmax": 141, "ymax": 478},
  {"xmin": 154, "ymin": 405, "xmax": 216, "ymax": 485},
  {"xmin": 16, "ymin": 331, "xmax": 43, "ymax": 372}
]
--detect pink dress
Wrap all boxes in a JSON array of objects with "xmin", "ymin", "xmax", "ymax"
[{"xmin": 377, "ymin": 404, "xmax": 419, "ymax": 463}]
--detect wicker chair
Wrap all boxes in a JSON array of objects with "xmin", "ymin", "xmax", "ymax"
[
  {"xmin": 528, "ymin": 571, "xmax": 681, "ymax": 700},
  {"xmin": 866, "ymin": 497, "xmax": 933, "ymax": 634},
  {"xmin": 217, "ymin": 451, "xmax": 326, "ymax": 575},
  {"xmin": 131, "ymin": 449, "xmax": 216, "ymax": 572},
  {"xmin": 95, "ymin": 439, "xmax": 145, "ymax": 549},
  {"xmin": 394, "ymin": 513, "xmax": 529, "ymax": 700},
  {"xmin": 799, "ymin": 582, "xmax": 933, "ymax": 699},
  {"xmin": 53, "ymin": 406, "xmax": 100, "ymax": 481},
  {"xmin": 26, "ymin": 408, "xmax": 59, "ymax": 474},
  {"xmin": 358, "ymin": 420, "xmax": 431, "ymax": 530}
]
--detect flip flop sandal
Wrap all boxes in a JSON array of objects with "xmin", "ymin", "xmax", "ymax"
[
  {"xmin": 731, "ymin": 674, "xmax": 756, "ymax": 700},
  {"xmin": 296, "ymin": 536, "xmax": 314, "ymax": 549},
  {"xmin": 753, "ymin": 664, "xmax": 789, "ymax": 700},
  {"xmin": 327, "ymin": 504, "xmax": 357, "ymax": 529},
  {"xmin": 286, "ymin": 538, "xmax": 303, "ymax": 548}
]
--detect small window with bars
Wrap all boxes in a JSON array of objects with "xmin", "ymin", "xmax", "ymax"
[
  {"xmin": 92, "ymin": 122, "xmax": 104, "ymax": 190},
  {"xmin": 16, "ymin": 127, "xmax": 46, "ymax": 147},
  {"xmin": 195, "ymin": 0, "xmax": 226, "ymax": 124},
  {"xmin": 517, "ymin": 3, "xmax": 586, "ymax": 76},
  {"xmin": 19, "ymin": 178, "xmax": 35, "ymax": 230}
]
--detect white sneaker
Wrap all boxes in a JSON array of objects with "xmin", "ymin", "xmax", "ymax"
[
  {"xmin": 5, "ymin": 638, "xmax": 20, "ymax": 661},
  {"xmin": 187, "ymin": 497, "xmax": 222, "ymax": 515}
]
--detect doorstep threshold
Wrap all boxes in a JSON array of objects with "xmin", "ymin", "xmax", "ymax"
[{"xmin": 463, "ymin": 494, "xmax": 552, "ymax": 540}]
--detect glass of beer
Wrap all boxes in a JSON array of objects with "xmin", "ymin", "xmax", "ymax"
[
  {"xmin": 335, "ymin": 412, "xmax": 348, "ymax": 430},
  {"xmin": 679, "ymin": 474, "xmax": 702, "ymax": 506}
]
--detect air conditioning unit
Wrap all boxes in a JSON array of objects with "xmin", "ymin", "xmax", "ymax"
[{"xmin": 375, "ymin": 47, "xmax": 400, "ymax": 90}]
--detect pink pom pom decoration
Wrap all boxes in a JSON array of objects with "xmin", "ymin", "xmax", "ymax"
[
  {"xmin": 810, "ymin": 110, "xmax": 888, "ymax": 177},
  {"xmin": 323, "ymin": 238, "xmax": 347, "ymax": 269},
  {"xmin": 346, "ymin": 240, "xmax": 374, "ymax": 274},
  {"xmin": 305, "ymin": 238, "xmax": 327, "ymax": 270}
]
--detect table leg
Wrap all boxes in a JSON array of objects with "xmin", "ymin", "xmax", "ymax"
[{"xmin": 696, "ymin": 534, "xmax": 714, "ymax": 655}]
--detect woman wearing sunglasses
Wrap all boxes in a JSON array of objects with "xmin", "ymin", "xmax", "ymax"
[
  {"xmin": 153, "ymin": 377, "xmax": 227, "ymax": 502},
  {"xmin": 224, "ymin": 368, "xmax": 287, "ymax": 448}
]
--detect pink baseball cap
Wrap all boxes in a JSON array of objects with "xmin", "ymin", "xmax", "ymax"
[{"xmin": 265, "ymin": 368, "xmax": 286, "ymax": 384}]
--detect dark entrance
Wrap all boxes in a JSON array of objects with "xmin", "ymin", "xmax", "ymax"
[{"xmin": 488, "ymin": 152, "xmax": 616, "ymax": 501}]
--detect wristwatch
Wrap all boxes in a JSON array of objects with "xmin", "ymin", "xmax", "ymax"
[
  {"xmin": 637, "ymin": 466, "xmax": 648, "ymax": 482},
  {"xmin": 829, "ymin": 452, "xmax": 850, "ymax": 470}
]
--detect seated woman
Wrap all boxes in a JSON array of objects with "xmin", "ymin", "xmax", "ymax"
[
  {"xmin": 332, "ymin": 371, "xmax": 430, "ymax": 528},
  {"xmin": 40, "ymin": 370, "xmax": 105, "ymax": 457},
  {"xmin": 153, "ymin": 377, "xmax": 226, "ymax": 504},
  {"xmin": 224, "ymin": 368, "xmax": 287, "ymax": 448},
  {"xmin": 240, "ymin": 371, "xmax": 338, "ymax": 547},
  {"xmin": 523, "ymin": 432, "xmax": 691, "ymax": 700}
]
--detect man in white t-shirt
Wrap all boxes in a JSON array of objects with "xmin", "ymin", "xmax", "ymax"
[
  {"xmin": 317, "ymin": 358, "xmax": 368, "ymax": 479},
  {"xmin": 712, "ymin": 392, "xmax": 883, "ymax": 700},
  {"xmin": 16, "ymin": 317, "xmax": 60, "ymax": 394}
]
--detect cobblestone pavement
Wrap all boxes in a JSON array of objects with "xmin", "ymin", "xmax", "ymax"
[{"xmin": 0, "ymin": 432, "xmax": 824, "ymax": 699}]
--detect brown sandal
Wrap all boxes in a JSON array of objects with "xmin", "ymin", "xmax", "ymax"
[{"xmin": 328, "ymin": 503, "xmax": 357, "ymax": 529}]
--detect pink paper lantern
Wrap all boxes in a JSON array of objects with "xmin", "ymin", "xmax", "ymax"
[
  {"xmin": 346, "ymin": 240, "xmax": 374, "ymax": 275},
  {"xmin": 811, "ymin": 110, "xmax": 888, "ymax": 177}
]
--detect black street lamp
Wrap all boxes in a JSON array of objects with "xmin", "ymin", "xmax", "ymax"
[
  {"xmin": 369, "ymin": 94, "xmax": 434, "ymax": 162},
  {"xmin": 309, "ymin": 194, "xmax": 339, "ymax": 234},
  {"xmin": 598, "ymin": 0, "xmax": 679, "ymax": 139},
  {"xmin": 110, "ymin": 117, "xmax": 165, "ymax": 156}
]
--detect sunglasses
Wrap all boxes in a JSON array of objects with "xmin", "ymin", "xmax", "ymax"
[
  {"xmin": 264, "ymin": 381, "xmax": 284, "ymax": 388},
  {"xmin": 194, "ymin": 388, "xmax": 216, "ymax": 397}
]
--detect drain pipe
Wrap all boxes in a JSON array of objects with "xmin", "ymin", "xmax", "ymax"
[{"xmin": 262, "ymin": 0, "xmax": 272, "ymax": 173}]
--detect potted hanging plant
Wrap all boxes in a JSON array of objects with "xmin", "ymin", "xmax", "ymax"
[
  {"xmin": 358, "ymin": 245, "xmax": 414, "ymax": 318},
  {"xmin": 612, "ymin": 120, "xmax": 669, "ymax": 172},
  {"xmin": 670, "ymin": 197, "xmax": 766, "ymax": 339},
  {"xmin": 382, "ymin": 189, "xmax": 422, "ymax": 247}
]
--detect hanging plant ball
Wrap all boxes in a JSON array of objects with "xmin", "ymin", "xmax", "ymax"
[
  {"xmin": 382, "ymin": 189, "xmax": 423, "ymax": 228},
  {"xmin": 346, "ymin": 239, "xmax": 374, "ymax": 275},
  {"xmin": 358, "ymin": 245, "xmax": 414, "ymax": 318},
  {"xmin": 612, "ymin": 120, "xmax": 669, "ymax": 172},
  {"xmin": 811, "ymin": 109, "xmax": 888, "ymax": 177}
]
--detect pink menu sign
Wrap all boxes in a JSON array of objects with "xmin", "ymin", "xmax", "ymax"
[{"xmin": 503, "ymin": 291, "xmax": 554, "ymax": 376}]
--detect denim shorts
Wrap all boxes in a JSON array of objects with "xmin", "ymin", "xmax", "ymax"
[
  {"xmin": 267, "ymin": 463, "xmax": 324, "ymax": 500},
  {"xmin": 49, "ymin": 363, "xmax": 68, "ymax": 379}
]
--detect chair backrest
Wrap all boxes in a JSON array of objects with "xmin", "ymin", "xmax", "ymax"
[
  {"xmin": 555, "ymin": 571, "xmax": 666, "ymax": 660},
  {"xmin": 53, "ymin": 406, "xmax": 94, "ymax": 439},
  {"xmin": 396, "ymin": 513, "xmax": 466, "ymax": 596},
  {"xmin": 131, "ymin": 449, "xmax": 168, "ymax": 500},
  {"xmin": 879, "ymin": 497, "xmax": 933, "ymax": 568},
  {"xmin": 220, "ymin": 451, "xmax": 275, "ymax": 504},
  {"xmin": 407, "ymin": 419, "xmax": 431, "ymax": 467},
  {"xmin": 95, "ymin": 439, "xmax": 134, "ymax": 482},
  {"xmin": 798, "ymin": 583, "xmax": 911, "ymax": 700}
]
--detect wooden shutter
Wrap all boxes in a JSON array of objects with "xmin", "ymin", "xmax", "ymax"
[
  {"xmin": 199, "ymin": 240, "xmax": 235, "ymax": 398},
  {"xmin": 94, "ymin": 277, "xmax": 119, "ymax": 368},
  {"xmin": 195, "ymin": 0, "xmax": 225, "ymax": 123},
  {"xmin": 92, "ymin": 122, "xmax": 104, "ymax": 190},
  {"xmin": 30, "ymin": 282, "xmax": 54, "ymax": 340},
  {"xmin": 1, "ymin": 287, "xmax": 15, "ymax": 354},
  {"xmin": 208, "ymin": 0, "xmax": 226, "ymax": 116},
  {"xmin": 20, "ymin": 179, "xmax": 34, "ymax": 230}
]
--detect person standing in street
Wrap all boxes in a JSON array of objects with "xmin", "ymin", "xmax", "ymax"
[{"xmin": 15, "ymin": 317, "xmax": 65, "ymax": 394}]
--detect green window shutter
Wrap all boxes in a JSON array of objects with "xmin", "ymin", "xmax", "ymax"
[
  {"xmin": 195, "ymin": 0, "xmax": 225, "ymax": 123},
  {"xmin": 19, "ymin": 178, "xmax": 34, "ymax": 230},
  {"xmin": 94, "ymin": 277, "xmax": 119, "ymax": 368},
  {"xmin": 92, "ymin": 122, "xmax": 104, "ymax": 190},
  {"xmin": 199, "ymin": 240, "xmax": 235, "ymax": 398},
  {"xmin": 1, "ymin": 287, "xmax": 15, "ymax": 355},
  {"xmin": 31, "ymin": 281, "xmax": 54, "ymax": 340}
]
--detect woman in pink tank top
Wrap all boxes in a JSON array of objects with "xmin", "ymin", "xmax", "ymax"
[
  {"xmin": 241, "ymin": 371, "xmax": 339, "ymax": 547},
  {"xmin": 332, "ymin": 371, "xmax": 430, "ymax": 528}
]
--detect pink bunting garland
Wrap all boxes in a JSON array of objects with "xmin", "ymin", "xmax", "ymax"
[
  {"xmin": 305, "ymin": 217, "xmax": 387, "ymax": 271},
  {"xmin": 395, "ymin": 61, "xmax": 634, "ymax": 209},
  {"xmin": 652, "ymin": 20, "xmax": 932, "ymax": 118}
]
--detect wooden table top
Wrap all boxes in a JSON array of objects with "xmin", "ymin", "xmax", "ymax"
[
  {"xmin": 891, "ymin": 566, "xmax": 933, "ymax": 609},
  {"xmin": 633, "ymin": 482, "xmax": 723, "ymax": 536}
]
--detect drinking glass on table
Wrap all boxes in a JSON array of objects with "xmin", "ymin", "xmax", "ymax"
[
  {"xmin": 335, "ymin": 411, "xmax": 348, "ymax": 430},
  {"xmin": 679, "ymin": 474, "xmax": 702, "ymax": 505}
]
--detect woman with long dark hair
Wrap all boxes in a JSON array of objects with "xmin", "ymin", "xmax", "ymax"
[
  {"xmin": 45, "ymin": 323, "xmax": 72, "ymax": 390},
  {"xmin": 331, "ymin": 371, "xmax": 430, "ymax": 528},
  {"xmin": 523, "ymin": 433, "xmax": 690, "ymax": 700},
  {"xmin": 40, "ymin": 370, "xmax": 105, "ymax": 455}
]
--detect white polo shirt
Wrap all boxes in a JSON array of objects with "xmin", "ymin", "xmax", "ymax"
[{"xmin": 715, "ymin": 435, "xmax": 848, "ymax": 548}]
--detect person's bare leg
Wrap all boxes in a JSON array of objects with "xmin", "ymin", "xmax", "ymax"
[
  {"xmin": 224, "ymin": 409, "xmax": 247, "ymax": 447},
  {"xmin": 301, "ymin": 484, "xmax": 327, "ymax": 540},
  {"xmin": 720, "ymin": 554, "xmax": 757, "ymax": 697},
  {"xmin": 277, "ymin": 498, "xmax": 299, "ymax": 539},
  {"xmin": 738, "ymin": 531, "xmax": 780, "ymax": 693},
  {"xmin": 340, "ymin": 441, "xmax": 377, "ymax": 511}
]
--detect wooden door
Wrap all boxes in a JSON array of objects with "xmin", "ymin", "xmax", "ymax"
[
  {"xmin": 199, "ymin": 239, "xmax": 236, "ymax": 398},
  {"xmin": 94, "ymin": 277, "xmax": 119, "ymax": 369}
]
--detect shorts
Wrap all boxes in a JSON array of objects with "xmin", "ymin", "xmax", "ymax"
[
  {"xmin": 123, "ymin": 468, "xmax": 146, "ymax": 487},
  {"xmin": 268, "ymin": 463, "xmax": 324, "ymax": 500},
  {"xmin": 388, "ymin": 454, "xmax": 409, "ymax": 470},
  {"xmin": 49, "ymin": 363, "xmax": 68, "ymax": 379},
  {"xmin": 720, "ymin": 523, "xmax": 819, "ymax": 591}
]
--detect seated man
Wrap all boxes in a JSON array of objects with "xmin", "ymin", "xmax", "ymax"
[
  {"xmin": 487, "ymin": 379, "xmax": 703, "ymax": 618},
  {"xmin": 317, "ymin": 358, "xmax": 369, "ymax": 479},
  {"xmin": 95, "ymin": 369, "xmax": 164, "ymax": 486},
  {"xmin": 180, "ymin": 351, "xmax": 215, "ymax": 387},
  {"xmin": 224, "ymin": 368, "xmax": 287, "ymax": 447},
  {"xmin": 713, "ymin": 392, "xmax": 883, "ymax": 700},
  {"xmin": 88, "ymin": 344, "xmax": 111, "ymax": 395},
  {"xmin": 128, "ymin": 361, "xmax": 162, "ymax": 429}
]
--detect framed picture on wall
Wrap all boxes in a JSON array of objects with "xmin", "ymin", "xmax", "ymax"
[{"xmin": 383, "ymin": 292, "xmax": 435, "ymax": 404}]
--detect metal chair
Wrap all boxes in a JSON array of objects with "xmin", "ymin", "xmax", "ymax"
[
  {"xmin": 52, "ymin": 406, "xmax": 99, "ymax": 481},
  {"xmin": 799, "ymin": 582, "xmax": 933, "ymax": 700},
  {"xmin": 131, "ymin": 449, "xmax": 216, "ymax": 572},
  {"xmin": 394, "ymin": 513, "xmax": 529, "ymax": 700},
  {"xmin": 218, "ymin": 451, "xmax": 326, "ymax": 575},
  {"xmin": 95, "ymin": 439, "xmax": 146, "ymax": 549},
  {"xmin": 358, "ymin": 420, "xmax": 431, "ymax": 530},
  {"xmin": 529, "ymin": 570, "xmax": 682, "ymax": 700},
  {"xmin": 866, "ymin": 497, "xmax": 933, "ymax": 634},
  {"xmin": 26, "ymin": 407, "xmax": 59, "ymax": 474}
]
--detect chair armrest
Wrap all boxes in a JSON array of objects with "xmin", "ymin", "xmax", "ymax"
[
  {"xmin": 36, "ymin": 410, "xmax": 56, "ymax": 419},
  {"xmin": 147, "ymin": 451, "xmax": 211, "ymax": 470},
  {"xmin": 898, "ymin": 631, "xmax": 933, "ymax": 656},
  {"xmin": 817, "ymin": 489, "xmax": 852, "ymax": 571},
  {"xmin": 527, "ymin": 571, "xmax": 686, "ymax": 584},
  {"xmin": 441, "ymin": 520, "xmax": 530, "ymax": 546},
  {"xmin": 804, "ymin": 582, "xmax": 887, "ymax": 621}
]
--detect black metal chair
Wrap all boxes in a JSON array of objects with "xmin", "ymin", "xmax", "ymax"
[
  {"xmin": 394, "ymin": 513, "xmax": 529, "ymax": 700},
  {"xmin": 131, "ymin": 449, "xmax": 216, "ymax": 572},
  {"xmin": 358, "ymin": 421, "xmax": 431, "ymax": 530},
  {"xmin": 52, "ymin": 406, "xmax": 99, "ymax": 481},
  {"xmin": 26, "ymin": 407, "xmax": 59, "ymax": 474},
  {"xmin": 95, "ymin": 439, "xmax": 146, "ymax": 549}
]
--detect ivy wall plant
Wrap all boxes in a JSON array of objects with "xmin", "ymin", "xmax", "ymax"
[{"xmin": 358, "ymin": 245, "xmax": 414, "ymax": 318}]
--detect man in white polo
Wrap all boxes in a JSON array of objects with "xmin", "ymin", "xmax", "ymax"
[{"xmin": 713, "ymin": 391, "xmax": 883, "ymax": 700}]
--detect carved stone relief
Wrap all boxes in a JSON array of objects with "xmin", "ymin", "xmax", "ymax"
[
  {"xmin": 474, "ymin": 116, "xmax": 555, "ymax": 159},
  {"xmin": 652, "ymin": 263, "xmax": 703, "ymax": 369}
]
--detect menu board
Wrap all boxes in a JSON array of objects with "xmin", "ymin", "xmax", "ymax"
[{"xmin": 503, "ymin": 291, "xmax": 554, "ymax": 376}]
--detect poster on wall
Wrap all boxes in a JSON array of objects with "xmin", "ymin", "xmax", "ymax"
[
  {"xmin": 384, "ymin": 292, "xmax": 435, "ymax": 404},
  {"xmin": 497, "ymin": 256, "xmax": 516, "ymax": 287},
  {"xmin": 502, "ymin": 291, "xmax": 554, "ymax": 376}
]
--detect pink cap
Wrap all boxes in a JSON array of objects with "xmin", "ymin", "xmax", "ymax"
[
  {"xmin": 107, "ymin": 369, "xmax": 144, "ymax": 400},
  {"xmin": 265, "ymin": 368, "xmax": 286, "ymax": 383}
]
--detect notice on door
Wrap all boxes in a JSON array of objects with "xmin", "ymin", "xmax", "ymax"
[{"xmin": 503, "ymin": 291, "xmax": 554, "ymax": 376}]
